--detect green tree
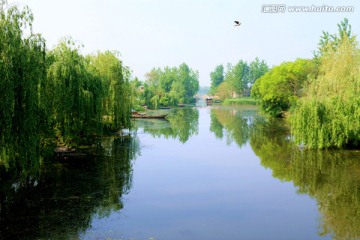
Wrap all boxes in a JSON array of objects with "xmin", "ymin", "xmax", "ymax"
[
  {"xmin": 130, "ymin": 77, "xmax": 144, "ymax": 110},
  {"xmin": 291, "ymin": 36, "xmax": 360, "ymax": 149},
  {"xmin": 251, "ymin": 58, "xmax": 316, "ymax": 117},
  {"xmin": 45, "ymin": 39, "xmax": 102, "ymax": 144},
  {"xmin": 213, "ymin": 58, "xmax": 268, "ymax": 99},
  {"xmin": 87, "ymin": 51, "xmax": 132, "ymax": 131},
  {"xmin": 315, "ymin": 18, "xmax": 356, "ymax": 60},
  {"xmin": 225, "ymin": 60, "xmax": 250, "ymax": 95},
  {"xmin": 178, "ymin": 63, "xmax": 199, "ymax": 103},
  {"xmin": 215, "ymin": 80, "xmax": 233, "ymax": 100},
  {"xmin": 210, "ymin": 64, "xmax": 224, "ymax": 94},
  {"xmin": 0, "ymin": 3, "xmax": 133, "ymax": 174},
  {"xmin": 142, "ymin": 63, "xmax": 199, "ymax": 108},
  {"xmin": 0, "ymin": 4, "xmax": 46, "ymax": 171},
  {"xmin": 248, "ymin": 57, "xmax": 269, "ymax": 86},
  {"xmin": 169, "ymin": 80, "xmax": 186, "ymax": 104}
]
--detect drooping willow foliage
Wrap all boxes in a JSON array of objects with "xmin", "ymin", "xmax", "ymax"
[
  {"xmin": 0, "ymin": 5, "xmax": 46, "ymax": 171},
  {"xmin": 87, "ymin": 51, "xmax": 132, "ymax": 131},
  {"xmin": 0, "ymin": 4, "xmax": 132, "ymax": 172},
  {"xmin": 45, "ymin": 40, "xmax": 101, "ymax": 144},
  {"xmin": 291, "ymin": 20, "xmax": 360, "ymax": 149}
]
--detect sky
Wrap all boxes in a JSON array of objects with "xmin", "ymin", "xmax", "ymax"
[{"xmin": 5, "ymin": 0, "xmax": 360, "ymax": 86}]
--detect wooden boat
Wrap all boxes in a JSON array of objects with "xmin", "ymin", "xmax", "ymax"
[
  {"xmin": 54, "ymin": 147, "xmax": 87, "ymax": 160},
  {"xmin": 131, "ymin": 113, "xmax": 168, "ymax": 119}
]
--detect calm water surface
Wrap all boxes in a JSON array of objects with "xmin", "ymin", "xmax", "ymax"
[{"xmin": 1, "ymin": 106, "xmax": 360, "ymax": 240}]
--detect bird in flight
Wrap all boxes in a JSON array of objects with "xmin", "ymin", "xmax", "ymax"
[{"xmin": 234, "ymin": 21, "xmax": 241, "ymax": 27}]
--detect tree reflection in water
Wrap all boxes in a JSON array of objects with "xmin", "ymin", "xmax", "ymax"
[
  {"xmin": 0, "ymin": 136, "xmax": 140, "ymax": 240},
  {"xmin": 134, "ymin": 107, "xmax": 199, "ymax": 143},
  {"xmin": 210, "ymin": 106, "xmax": 258, "ymax": 147},
  {"xmin": 211, "ymin": 106, "xmax": 360, "ymax": 240}
]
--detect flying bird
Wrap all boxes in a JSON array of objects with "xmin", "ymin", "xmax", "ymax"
[{"xmin": 234, "ymin": 21, "xmax": 241, "ymax": 27}]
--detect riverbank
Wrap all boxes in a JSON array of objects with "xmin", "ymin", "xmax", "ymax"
[{"xmin": 222, "ymin": 98, "xmax": 259, "ymax": 106}]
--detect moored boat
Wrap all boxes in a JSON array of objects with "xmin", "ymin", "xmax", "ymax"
[{"xmin": 131, "ymin": 113, "xmax": 168, "ymax": 119}]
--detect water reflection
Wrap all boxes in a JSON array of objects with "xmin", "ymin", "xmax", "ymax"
[
  {"xmin": 250, "ymin": 118, "xmax": 360, "ymax": 240},
  {"xmin": 0, "ymin": 136, "xmax": 139, "ymax": 239},
  {"xmin": 211, "ymin": 107, "xmax": 360, "ymax": 239},
  {"xmin": 210, "ymin": 106, "xmax": 258, "ymax": 147},
  {"xmin": 135, "ymin": 108, "xmax": 199, "ymax": 143}
]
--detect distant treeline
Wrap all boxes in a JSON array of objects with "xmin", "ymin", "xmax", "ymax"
[
  {"xmin": 209, "ymin": 58, "xmax": 269, "ymax": 99},
  {"xmin": 0, "ymin": 6, "xmax": 131, "ymax": 171},
  {"xmin": 131, "ymin": 63, "xmax": 200, "ymax": 109}
]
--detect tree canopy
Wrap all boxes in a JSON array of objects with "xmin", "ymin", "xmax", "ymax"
[
  {"xmin": 210, "ymin": 64, "xmax": 224, "ymax": 94},
  {"xmin": 291, "ymin": 25, "xmax": 360, "ymax": 148},
  {"xmin": 0, "ymin": 5, "xmax": 132, "ymax": 172},
  {"xmin": 251, "ymin": 58, "xmax": 317, "ymax": 117},
  {"xmin": 139, "ymin": 63, "xmax": 199, "ymax": 109},
  {"xmin": 0, "ymin": 5, "xmax": 46, "ymax": 171},
  {"xmin": 211, "ymin": 58, "xmax": 269, "ymax": 99}
]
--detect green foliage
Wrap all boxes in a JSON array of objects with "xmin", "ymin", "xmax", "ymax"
[
  {"xmin": 43, "ymin": 43, "xmax": 132, "ymax": 145},
  {"xmin": 87, "ymin": 51, "xmax": 131, "ymax": 131},
  {"xmin": 0, "ymin": 5, "xmax": 46, "ymax": 171},
  {"xmin": 222, "ymin": 98, "xmax": 258, "ymax": 106},
  {"xmin": 210, "ymin": 64, "xmax": 224, "ymax": 94},
  {"xmin": 291, "ymin": 34, "xmax": 360, "ymax": 149},
  {"xmin": 315, "ymin": 18, "xmax": 356, "ymax": 60},
  {"xmin": 251, "ymin": 58, "xmax": 316, "ymax": 117},
  {"xmin": 225, "ymin": 60, "xmax": 250, "ymax": 94},
  {"xmin": 213, "ymin": 58, "xmax": 269, "ymax": 99},
  {"xmin": 214, "ymin": 80, "xmax": 233, "ymax": 100},
  {"xmin": 248, "ymin": 57, "xmax": 269, "ymax": 86},
  {"xmin": 130, "ymin": 77, "xmax": 144, "ymax": 109},
  {"xmin": 140, "ymin": 63, "xmax": 199, "ymax": 109},
  {"xmin": 45, "ymin": 39, "xmax": 95, "ymax": 144},
  {"xmin": 0, "ymin": 4, "xmax": 132, "ymax": 173}
]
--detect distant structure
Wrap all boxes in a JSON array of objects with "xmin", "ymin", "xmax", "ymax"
[{"xmin": 234, "ymin": 21, "xmax": 241, "ymax": 27}]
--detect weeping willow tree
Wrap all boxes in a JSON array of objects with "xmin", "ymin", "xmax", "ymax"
[
  {"xmin": 1, "ymin": 3, "xmax": 133, "ymax": 174},
  {"xmin": 87, "ymin": 51, "xmax": 132, "ymax": 131},
  {"xmin": 291, "ymin": 19, "xmax": 360, "ymax": 149},
  {"xmin": 44, "ymin": 43, "xmax": 133, "ymax": 145},
  {"xmin": 0, "ymin": 4, "xmax": 46, "ymax": 171},
  {"xmin": 44, "ymin": 39, "xmax": 104, "ymax": 145}
]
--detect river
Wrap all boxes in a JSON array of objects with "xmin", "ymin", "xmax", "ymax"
[{"xmin": 1, "ymin": 106, "xmax": 360, "ymax": 240}]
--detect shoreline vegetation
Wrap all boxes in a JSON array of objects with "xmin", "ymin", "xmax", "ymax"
[
  {"xmin": 0, "ymin": 1, "xmax": 133, "ymax": 171},
  {"xmin": 222, "ymin": 98, "xmax": 258, "ymax": 106},
  {"xmin": 0, "ymin": 3, "xmax": 200, "ymax": 174},
  {"xmin": 209, "ymin": 18, "xmax": 359, "ymax": 149}
]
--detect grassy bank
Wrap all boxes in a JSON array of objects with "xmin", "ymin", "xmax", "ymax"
[{"xmin": 222, "ymin": 98, "xmax": 259, "ymax": 106}]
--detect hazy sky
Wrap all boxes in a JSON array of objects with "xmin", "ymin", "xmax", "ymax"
[{"xmin": 6, "ymin": 0, "xmax": 360, "ymax": 86}]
